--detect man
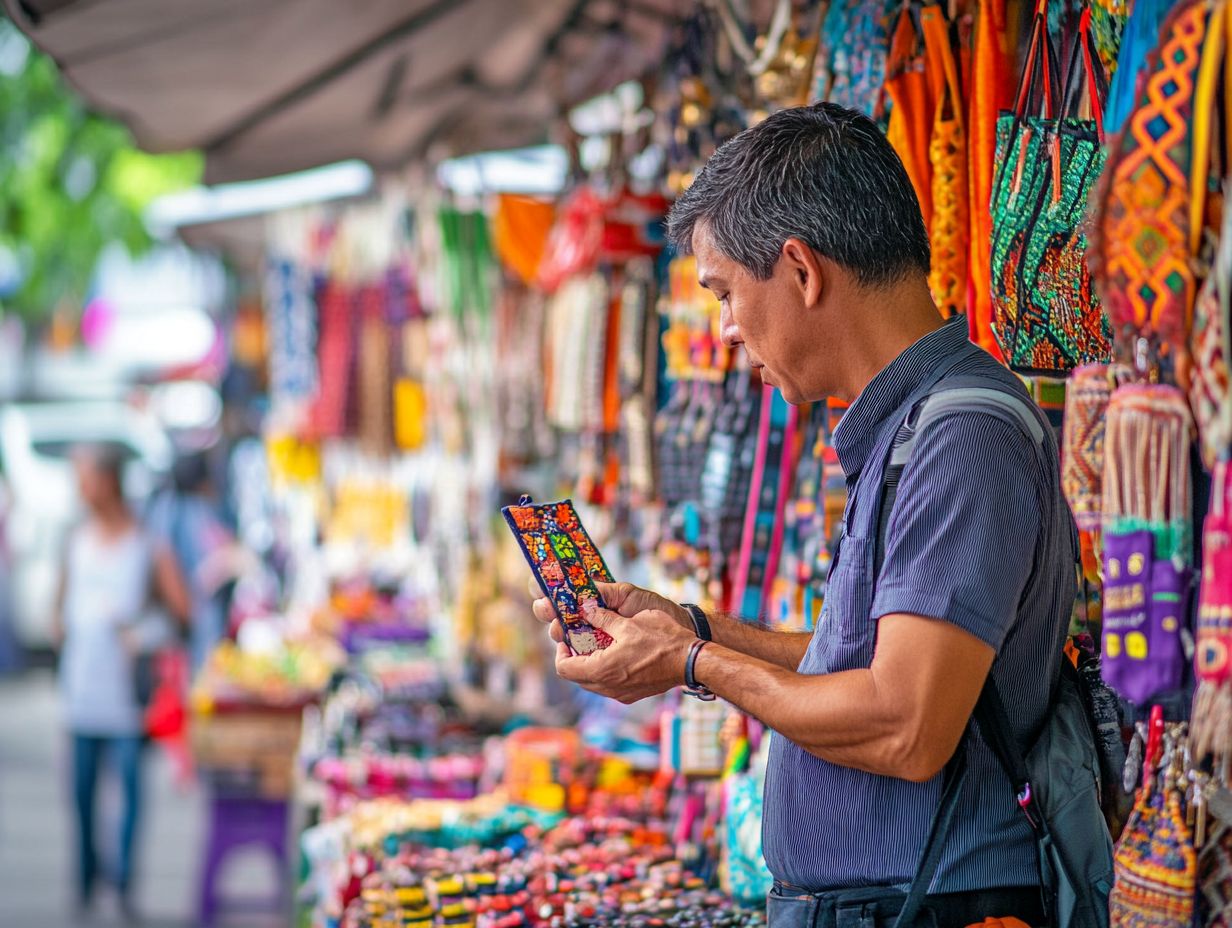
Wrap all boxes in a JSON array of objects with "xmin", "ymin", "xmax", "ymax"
[{"xmin": 530, "ymin": 103, "xmax": 1075, "ymax": 927}]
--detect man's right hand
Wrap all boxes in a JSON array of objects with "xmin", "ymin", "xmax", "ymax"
[{"xmin": 528, "ymin": 578, "xmax": 692, "ymax": 644}]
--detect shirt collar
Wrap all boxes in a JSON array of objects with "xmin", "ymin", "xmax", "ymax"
[{"xmin": 831, "ymin": 315, "xmax": 971, "ymax": 478}]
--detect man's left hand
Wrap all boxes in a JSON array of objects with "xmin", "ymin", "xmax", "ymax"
[{"xmin": 554, "ymin": 603, "xmax": 697, "ymax": 704}]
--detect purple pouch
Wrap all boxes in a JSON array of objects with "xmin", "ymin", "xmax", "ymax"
[{"xmin": 1102, "ymin": 529, "xmax": 1186, "ymax": 704}]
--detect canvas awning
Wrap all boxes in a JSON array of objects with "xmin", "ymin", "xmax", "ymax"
[{"xmin": 4, "ymin": 0, "xmax": 692, "ymax": 182}]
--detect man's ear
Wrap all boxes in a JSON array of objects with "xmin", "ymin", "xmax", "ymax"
[{"xmin": 781, "ymin": 237, "xmax": 824, "ymax": 309}]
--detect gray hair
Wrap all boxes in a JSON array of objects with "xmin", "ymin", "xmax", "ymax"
[{"xmin": 666, "ymin": 103, "xmax": 930, "ymax": 288}]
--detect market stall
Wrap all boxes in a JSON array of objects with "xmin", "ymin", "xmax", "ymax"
[{"xmin": 10, "ymin": 0, "xmax": 1232, "ymax": 924}]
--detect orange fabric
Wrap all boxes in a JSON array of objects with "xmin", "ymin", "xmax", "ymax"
[
  {"xmin": 967, "ymin": 0, "xmax": 1014, "ymax": 360},
  {"xmin": 963, "ymin": 919, "xmax": 1033, "ymax": 928},
  {"xmin": 492, "ymin": 194, "xmax": 556, "ymax": 285},
  {"xmin": 922, "ymin": 5, "xmax": 970, "ymax": 317},
  {"xmin": 887, "ymin": 7, "xmax": 936, "ymax": 224}
]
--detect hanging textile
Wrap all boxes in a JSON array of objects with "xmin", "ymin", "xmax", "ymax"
[
  {"xmin": 1062, "ymin": 363, "xmax": 1132, "ymax": 534},
  {"xmin": 1186, "ymin": 195, "xmax": 1232, "ymax": 472},
  {"xmin": 312, "ymin": 280, "xmax": 355, "ymax": 439},
  {"xmin": 1194, "ymin": 462, "xmax": 1232, "ymax": 761},
  {"xmin": 356, "ymin": 286, "xmax": 393, "ymax": 456},
  {"xmin": 1090, "ymin": 0, "xmax": 1131, "ymax": 80},
  {"xmin": 1100, "ymin": 385, "xmax": 1195, "ymax": 706},
  {"xmin": 886, "ymin": 5, "xmax": 937, "ymax": 226},
  {"xmin": 989, "ymin": 3, "xmax": 1111, "ymax": 374},
  {"xmin": 492, "ymin": 194, "xmax": 556, "ymax": 287},
  {"xmin": 1104, "ymin": 0, "xmax": 1175, "ymax": 137},
  {"xmin": 813, "ymin": 0, "xmax": 893, "ymax": 117},
  {"xmin": 731, "ymin": 387, "xmax": 797, "ymax": 621},
  {"xmin": 922, "ymin": 5, "xmax": 969, "ymax": 317},
  {"xmin": 968, "ymin": 0, "xmax": 1014, "ymax": 357},
  {"xmin": 1089, "ymin": 0, "xmax": 1221, "ymax": 363},
  {"xmin": 263, "ymin": 256, "xmax": 319, "ymax": 404}
]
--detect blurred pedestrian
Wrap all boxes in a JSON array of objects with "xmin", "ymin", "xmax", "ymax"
[
  {"xmin": 148, "ymin": 451, "xmax": 248, "ymax": 677},
  {"xmin": 52, "ymin": 443, "xmax": 190, "ymax": 918}
]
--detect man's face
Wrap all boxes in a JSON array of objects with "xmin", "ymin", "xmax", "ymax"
[{"xmin": 693, "ymin": 222, "xmax": 828, "ymax": 405}]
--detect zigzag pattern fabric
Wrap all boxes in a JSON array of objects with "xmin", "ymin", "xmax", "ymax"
[{"xmin": 1092, "ymin": 0, "xmax": 1214, "ymax": 355}]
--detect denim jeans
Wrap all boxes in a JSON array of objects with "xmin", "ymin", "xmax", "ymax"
[{"xmin": 72, "ymin": 733, "xmax": 143, "ymax": 901}]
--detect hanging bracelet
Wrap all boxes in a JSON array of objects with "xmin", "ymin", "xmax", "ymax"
[
  {"xmin": 680, "ymin": 603, "xmax": 712, "ymax": 641},
  {"xmin": 683, "ymin": 639, "xmax": 715, "ymax": 701}
]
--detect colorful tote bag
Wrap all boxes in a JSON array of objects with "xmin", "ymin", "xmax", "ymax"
[
  {"xmin": 990, "ymin": 5, "xmax": 1112, "ymax": 374},
  {"xmin": 1089, "ymin": 0, "xmax": 1223, "ymax": 364}
]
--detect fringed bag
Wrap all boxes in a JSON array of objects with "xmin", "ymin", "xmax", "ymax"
[{"xmin": 1100, "ymin": 385, "xmax": 1195, "ymax": 706}]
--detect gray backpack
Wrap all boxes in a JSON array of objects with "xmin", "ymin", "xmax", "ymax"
[{"xmin": 879, "ymin": 384, "xmax": 1115, "ymax": 928}]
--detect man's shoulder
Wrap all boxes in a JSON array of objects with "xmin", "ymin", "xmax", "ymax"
[{"xmin": 917, "ymin": 361, "xmax": 1049, "ymax": 458}]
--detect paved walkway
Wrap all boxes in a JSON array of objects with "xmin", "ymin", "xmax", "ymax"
[{"xmin": 0, "ymin": 669, "xmax": 283, "ymax": 927}]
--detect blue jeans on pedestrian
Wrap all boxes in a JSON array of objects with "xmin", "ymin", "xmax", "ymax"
[{"xmin": 72, "ymin": 733, "xmax": 142, "ymax": 902}]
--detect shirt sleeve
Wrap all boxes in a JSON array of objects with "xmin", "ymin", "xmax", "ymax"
[{"xmin": 869, "ymin": 411, "xmax": 1044, "ymax": 652}]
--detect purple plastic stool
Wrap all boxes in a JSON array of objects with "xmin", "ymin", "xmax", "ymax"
[{"xmin": 198, "ymin": 790, "xmax": 290, "ymax": 926}]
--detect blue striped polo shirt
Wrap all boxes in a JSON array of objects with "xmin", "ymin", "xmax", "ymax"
[{"xmin": 761, "ymin": 316, "xmax": 1075, "ymax": 893}]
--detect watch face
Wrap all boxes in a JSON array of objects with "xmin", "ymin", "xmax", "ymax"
[{"xmin": 503, "ymin": 497, "xmax": 615, "ymax": 656}]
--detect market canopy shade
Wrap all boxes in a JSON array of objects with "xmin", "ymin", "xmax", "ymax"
[{"xmin": 4, "ymin": 0, "xmax": 692, "ymax": 182}]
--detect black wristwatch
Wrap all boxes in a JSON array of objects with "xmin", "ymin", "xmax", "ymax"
[{"xmin": 680, "ymin": 603, "xmax": 712, "ymax": 642}]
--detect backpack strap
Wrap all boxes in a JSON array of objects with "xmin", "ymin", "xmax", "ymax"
[
  {"xmin": 875, "ymin": 384, "xmax": 1049, "ymax": 577},
  {"xmin": 883, "ymin": 383, "xmax": 1051, "ymax": 926}
]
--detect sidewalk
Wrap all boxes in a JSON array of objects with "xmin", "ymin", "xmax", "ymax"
[{"xmin": 0, "ymin": 669, "xmax": 284, "ymax": 927}]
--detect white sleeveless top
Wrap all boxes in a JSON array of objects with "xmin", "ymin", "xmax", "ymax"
[{"xmin": 60, "ymin": 524, "xmax": 153, "ymax": 735}]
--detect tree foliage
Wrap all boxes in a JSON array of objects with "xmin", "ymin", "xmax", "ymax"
[{"xmin": 0, "ymin": 17, "xmax": 202, "ymax": 321}]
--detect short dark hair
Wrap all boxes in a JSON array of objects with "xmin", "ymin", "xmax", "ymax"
[{"xmin": 666, "ymin": 103, "xmax": 930, "ymax": 288}]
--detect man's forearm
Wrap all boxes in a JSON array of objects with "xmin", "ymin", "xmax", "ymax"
[
  {"xmin": 703, "ymin": 611, "xmax": 811, "ymax": 671},
  {"xmin": 690, "ymin": 640, "xmax": 922, "ymax": 779}
]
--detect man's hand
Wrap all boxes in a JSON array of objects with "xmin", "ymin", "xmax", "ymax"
[
  {"xmin": 552, "ymin": 604, "xmax": 697, "ymax": 704},
  {"xmin": 528, "ymin": 578, "xmax": 691, "ymax": 644}
]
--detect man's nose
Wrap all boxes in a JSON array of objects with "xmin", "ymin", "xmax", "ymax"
[{"xmin": 719, "ymin": 303, "xmax": 741, "ymax": 348}]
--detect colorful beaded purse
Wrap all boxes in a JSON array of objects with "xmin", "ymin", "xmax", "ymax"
[{"xmin": 502, "ymin": 497, "xmax": 616, "ymax": 656}]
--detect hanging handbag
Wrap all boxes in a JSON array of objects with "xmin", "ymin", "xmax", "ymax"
[{"xmin": 989, "ymin": 3, "xmax": 1112, "ymax": 374}]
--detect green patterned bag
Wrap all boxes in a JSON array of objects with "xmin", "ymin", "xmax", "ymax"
[{"xmin": 990, "ymin": 6, "xmax": 1113, "ymax": 374}]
